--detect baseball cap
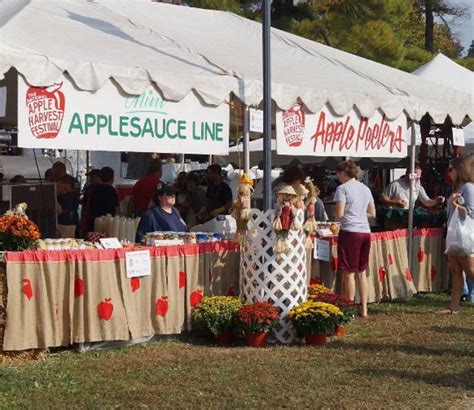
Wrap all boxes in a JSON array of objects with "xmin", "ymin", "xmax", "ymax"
[{"xmin": 156, "ymin": 184, "xmax": 176, "ymax": 196}]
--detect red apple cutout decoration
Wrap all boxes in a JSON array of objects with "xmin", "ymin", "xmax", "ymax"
[
  {"xmin": 190, "ymin": 290, "xmax": 203, "ymax": 307},
  {"xmin": 417, "ymin": 248, "xmax": 425, "ymax": 263},
  {"xmin": 405, "ymin": 268, "xmax": 413, "ymax": 282},
  {"xmin": 431, "ymin": 266, "xmax": 437, "ymax": 282},
  {"xmin": 378, "ymin": 266, "xmax": 386, "ymax": 282},
  {"xmin": 226, "ymin": 286, "xmax": 235, "ymax": 296},
  {"xmin": 155, "ymin": 296, "xmax": 169, "ymax": 317},
  {"xmin": 26, "ymin": 83, "xmax": 65, "ymax": 139},
  {"xmin": 179, "ymin": 271, "xmax": 186, "ymax": 289},
  {"xmin": 130, "ymin": 277, "xmax": 140, "ymax": 293},
  {"xmin": 97, "ymin": 298, "xmax": 114, "ymax": 321},
  {"xmin": 74, "ymin": 276, "xmax": 84, "ymax": 297},
  {"xmin": 388, "ymin": 253, "xmax": 394, "ymax": 266},
  {"xmin": 22, "ymin": 278, "xmax": 33, "ymax": 300}
]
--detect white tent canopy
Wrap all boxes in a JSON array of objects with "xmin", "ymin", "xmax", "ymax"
[
  {"xmin": 217, "ymin": 138, "xmax": 408, "ymax": 168},
  {"xmin": 413, "ymin": 53, "xmax": 474, "ymax": 147},
  {"xmin": 0, "ymin": 0, "xmax": 472, "ymax": 125}
]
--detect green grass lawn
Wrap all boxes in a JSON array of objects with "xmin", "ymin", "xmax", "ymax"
[{"xmin": 0, "ymin": 293, "xmax": 473, "ymax": 408}]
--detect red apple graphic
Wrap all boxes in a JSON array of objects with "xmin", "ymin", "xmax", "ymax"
[
  {"xmin": 26, "ymin": 83, "xmax": 65, "ymax": 139},
  {"xmin": 97, "ymin": 298, "xmax": 114, "ymax": 321},
  {"xmin": 405, "ymin": 268, "xmax": 413, "ymax": 282},
  {"xmin": 430, "ymin": 266, "xmax": 437, "ymax": 282},
  {"xmin": 282, "ymin": 102, "xmax": 305, "ymax": 147},
  {"xmin": 226, "ymin": 286, "xmax": 235, "ymax": 296},
  {"xmin": 378, "ymin": 266, "xmax": 386, "ymax": 282},
  {"xmin": 331, "ymin": 256, "xmax": 339, "ymax": 272},
  {"xmin": 417, "ymin": 248, "xmax": 425, "ymax": 263},
  {"xmin": 155, "ymin": 296, "xmax": 169, "ymax": 317},
  {"xmin": 388, "ymin": 253, "xmax": 394, "ymax": 266},
  {"xmin": 130, "ymin": 277, "xmax": 140, "ymax": 293},
  {"xmin": 179, "ymin": 271, "xmax": 186, "ymax": 289},
  {"xmin": 22, "ymin": 278, "xmax": 33, "ymax": 300},
  {"xmin": 190, "ymin": 290, "xmax": 203, "ymax": 307},
  {"xmin": 74, "ymin": 276, "xmax": 84, "ymax": 297}
]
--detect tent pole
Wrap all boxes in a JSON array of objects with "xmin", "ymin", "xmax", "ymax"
[
  {"xmin": 407, "ymin": 122, "xmax": 416, "ymax": 272},
  {"xmin": 262, "ymin": 0, "xmax": 272, "ymax": 210},
  {"xmin": 243, "ymin": 105, "xmax": 250, "ymax": 174}
]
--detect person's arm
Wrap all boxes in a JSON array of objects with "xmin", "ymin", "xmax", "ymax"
[
  {"xmin": 419, "ymin": 185, "xmax": 444, "ymax": 208},
  {"xmin": 333, "ymin": 186, "xmax": 345, "ymax": 220},
  {"xmin": 449, "ymin": 193, "xmax": 468, "ymax": 217},
  {"xmin": 367, "ymin": 202, "xmax": 376, "ymax": 219},
  {"xmin": 380, "ymin": 193, "xmax": 407, "ymax": 208},
  {"xmin": 135, "ymin": 212, "xmax": 155, "ymax": 243},
  {"xmin": 334, "ymin": 201, "xmax": 345, "ymax": 220}
]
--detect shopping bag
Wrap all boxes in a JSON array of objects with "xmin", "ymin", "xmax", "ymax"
[{"xmin": 445, "ymin": 209, "xmax": 474, "ymax": 255}]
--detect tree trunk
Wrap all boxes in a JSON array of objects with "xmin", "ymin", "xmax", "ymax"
[{"xmin": 424, "ymin": 0, "xmax": 434, "ymax": 53}]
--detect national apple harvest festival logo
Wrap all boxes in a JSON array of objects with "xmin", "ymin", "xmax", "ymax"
[
  {"xmin": 26, "ymin": 83, "xmax": 65, "ymax": 139},
  {"xmin": 282, "ymin": 102, "xmax": 306, "ymax": 147}
]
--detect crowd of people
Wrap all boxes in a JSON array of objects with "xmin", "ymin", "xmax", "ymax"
[
  {"xmin": 3, "ymin": 153, "xmax": 472, "ymax": 314},
  {"xmin": 30, "ymin": 161, "xmax": 234, "ymax": 242}
]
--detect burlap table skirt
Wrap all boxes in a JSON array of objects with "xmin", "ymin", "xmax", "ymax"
[
  {"xmin": 307, "ymin": 228, "xmax": 446, "ymax": 302},
  {"xmin": 2, "ymin": 242, "xmax": 240, "ymax": 351}
]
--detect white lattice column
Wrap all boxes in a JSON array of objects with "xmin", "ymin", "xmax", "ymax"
[{"xmin": 240, "ymin": 209, "xmax": 307, "ymax": 344}]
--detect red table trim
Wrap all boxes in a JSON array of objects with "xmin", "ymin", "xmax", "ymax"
[
  {"xmin": 5, "ymin": 241, "xmax": 240, "ymax": 263},
  {"xmin": 323, "ymin": 228, "xmax": 442, "ymax": 246}
]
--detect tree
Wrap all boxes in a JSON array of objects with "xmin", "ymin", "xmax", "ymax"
[
  {"xmin": 184, "ymin": 0, "xmax": 468, "ymax": 72},
  {"xmin": 468, "ymin": 40, "xmax": 474, "ymax": 57},
  {"xmin": 416, "ymin": 0, "xmax": 469, "ymax": 53}
]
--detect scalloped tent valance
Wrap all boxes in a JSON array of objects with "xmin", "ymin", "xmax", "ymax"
[{"xmin": 1, "ymin": 0, "xmax": 472, "ymax": 124}]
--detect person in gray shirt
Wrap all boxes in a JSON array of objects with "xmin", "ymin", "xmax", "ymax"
[
  {"xmin": 334, "ymin": 160, "xmax": 376, "ymax": 318},
  {"xmin": 381, "ymin": 164, "xmax": 445, "ymax": 209},
  {"xmin": 441, "ymin": 155, "xmax": 474, "ymax": 314}
]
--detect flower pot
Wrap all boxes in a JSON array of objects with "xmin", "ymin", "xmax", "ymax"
[
  {"xmin": 304, "ymin": 333, "xmax": 327, "ymax": 346},
  {"xmin": 334, "ymin": 325, "xmax": 346, "ymax": 336},
  {"xmin": 245, "ymin": 332, "xmax": 269, "ymax": 348},
  {"xmin": 215, "ymin": 330, "xmax": 234, "ymax": 345}
]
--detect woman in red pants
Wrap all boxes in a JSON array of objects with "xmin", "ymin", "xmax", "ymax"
[{"xmin": 334, "ymin": 160, "xmax": 376, "ymax": 318}]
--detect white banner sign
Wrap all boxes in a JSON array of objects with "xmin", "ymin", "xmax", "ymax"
[
  {"xmin": 276, "ymin": 103, "xmax": 407, "ymax": 158},
  {"xmin": 18, "ymin": 75, "xmax": 229, "ymax": 154},
  {"xmin": 313, "ymin": 238, "xmax": 330, "ymax": 262},
  {"xmin": 249, "ymin": 108, "xmax": 263, "ymax": 133},
  {"xmin": 452, "ymin": 128, "xmax": 465, "ymax": 147},
  {"xmin": 125, "ymin": 250, "xmax": 151, "ymax": 278}
]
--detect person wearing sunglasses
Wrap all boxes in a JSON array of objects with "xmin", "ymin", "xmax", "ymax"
[{"xmin": 135, "ymin": 184, "xmax": 187, "ymax": 243}]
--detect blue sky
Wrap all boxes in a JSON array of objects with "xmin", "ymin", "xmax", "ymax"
[{"xmin": 447, "ymin": 0, "xmax": 473, "ymax": 54}]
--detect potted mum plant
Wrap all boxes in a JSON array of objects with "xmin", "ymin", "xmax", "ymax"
[
  {"xmin": 235, "ymin": 302, "xmax": 280, "ymax": 348},
  {"xmin": 288, "ymin": 301, "xmax": 343, "ymax": 346},
  {"xmin": 307, "ymin": 283, "xmax": 333, "ymax": 297},
  {"xmin": 0, "ymin": 203, "xmax": 40, "ymax": 251},
  {"xmin": 191, "ymin": 296, "xmax": 243, "ymax": 344},
  {"xmin": 308, "ymin": 292, "xmax": 356, "ymax": 336}
]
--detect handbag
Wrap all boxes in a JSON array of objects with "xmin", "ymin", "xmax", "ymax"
[{"xmin": 445, "ymin": 208, "xmax": 474, "ymax": 255}]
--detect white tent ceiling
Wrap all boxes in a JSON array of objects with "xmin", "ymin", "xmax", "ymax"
[{"xmin": 1, "ymin": 0, "xmax": 472, "ymax": 124}]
